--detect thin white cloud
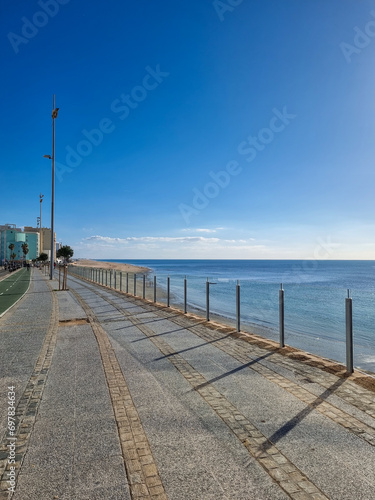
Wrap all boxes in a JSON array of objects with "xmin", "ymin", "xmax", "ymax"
[
  {"xmin": 83, "ymin": 235, "xmax": 225, "ymax": 244},
  {"xmin": 181, "ymin": 227, "xmax": 225, "ymax": 233},
  {"xmin": 77, "ymin": 234, "xmax": 267, "ymax": 259}
]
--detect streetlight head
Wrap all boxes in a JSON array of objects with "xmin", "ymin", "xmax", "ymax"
[{"xmin": 43, "ymin": 155, "xmax": 52, "ymax": 159}]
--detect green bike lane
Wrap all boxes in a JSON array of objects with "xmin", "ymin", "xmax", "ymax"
[{"xmin": 0, "ymin": 269, "xmax": 31, "ymax": 317}]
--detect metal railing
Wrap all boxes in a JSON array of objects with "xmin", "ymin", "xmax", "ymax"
[{"xmin": 69, "ymin": 265, "xmax": 357, "ymax": 374}]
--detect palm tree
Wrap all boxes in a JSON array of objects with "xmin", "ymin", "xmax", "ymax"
[
  {"xmin": 21, "ymin": 243, "xmax": 29, "ymax": 266},
  {"xmin": 21, "ymin": 243, "xmax": 29, "ymax": 258},
  {"xmin": 8, "ymin": 243, "xmax": 15, "ymax": 262}
]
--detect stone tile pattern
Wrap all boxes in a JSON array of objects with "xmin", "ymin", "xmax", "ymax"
[
  {"xmin": 0, "ymin": 277, "xmax": 58, "ymax": 499},
  {"xmin": 166, "ymin": 315, "xmax": 375, "ymax": 448},
  {"xmin": 132, "ymin": 299, "xmax": 375, "ymax": 447},
  {"xmin": 71, "ymin": 289, "xmax": 167, "ymax": 500},
  {"xmin": 77, "ymin": 273, "xmax": 375, "ymax": 448},
  {"xmin": 75, "ymin": 281, "xmax": 328, "ymax": 500}
]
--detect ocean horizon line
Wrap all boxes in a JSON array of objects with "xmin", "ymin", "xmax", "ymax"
[{"xmin": 90, "ymin": 258, "xmax": 375, "ymax": 262}]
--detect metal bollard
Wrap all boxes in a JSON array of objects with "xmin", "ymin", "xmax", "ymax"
[
  {"xmin": 184, "ymin": 276, "xmax": 187, "ymax": 314},
  {"xmin": 167, "ymin": 276, "xmax": 170, "ymax": 307},
  {"xmin": 143, "ymin": 275, "xmax": 146, "ymax": 299},
  {"xmin": 236, "ymin": 280, "xmax": 240, "ymax": 332},
  {"xmin": 206, "ymin": 278, "xmax": 210, "ymax": 321},
  {"xmin": 154, "ymin": 275, "xmax": 156, "ymax": 302},
  {"xmin": 346, "ymin": 289, "xmax": 353, "ymax": 373},
  {"xmin": 134, "ymin": 274, "xmax": 137, "ymax": 296},
  {"xmin": 279, "ymin": 283, "xmax": 285, "ymax": 348}
]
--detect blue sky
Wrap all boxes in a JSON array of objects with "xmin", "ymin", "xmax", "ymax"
[{"xmin": 1, "ymin": 0, "xmax": 375, "ymax": 259}]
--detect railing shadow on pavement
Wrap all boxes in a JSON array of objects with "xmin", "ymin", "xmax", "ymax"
[
  {"xmin": 193, "ymin": 352, "xmax": 274, "ymax": 391},
  {"xmin": 261, "ymin": 376, "xmax": 347, "ymax": 451}
]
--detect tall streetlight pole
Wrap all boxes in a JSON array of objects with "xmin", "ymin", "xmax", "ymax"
[
  {"xmin": 44, "ymin": 95, "xmax": 59, "ymax": 280},
  {"xmin": 39, "ymin": 193, "xmax": 44, "ymax": 255}
]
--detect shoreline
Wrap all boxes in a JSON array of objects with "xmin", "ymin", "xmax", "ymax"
[
  {"xmin": 71, "ymin": 259, "xmax": 151, "ymax": 274},
  {"xmin": 69, "ymin": 260, "xmax": 375, "ymax": 378},
  {"xmin": 71, "ymin": 259, "xmax": 375, "ymax": 376}
]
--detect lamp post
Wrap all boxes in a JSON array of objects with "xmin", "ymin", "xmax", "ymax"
[
  {"xmin": 44, "ymin": 94, "xmax": 59, "ymax": 280},
  {"xmin": 39, "ymin": 193, "xmax": 44, "ymax": 255}
]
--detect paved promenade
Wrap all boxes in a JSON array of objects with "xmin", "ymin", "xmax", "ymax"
[{"xmin": 0, "ymin": 269, "xmax": 375, "ymax": 499}]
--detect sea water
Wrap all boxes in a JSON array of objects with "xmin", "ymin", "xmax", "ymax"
[{"xmin": 97, "ymin": 260, "xmax": 375, "ymax": 374}]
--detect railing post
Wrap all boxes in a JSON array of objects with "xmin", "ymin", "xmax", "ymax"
[
  {"xmin": 154, "ymin": 275, "xmax": 156, "ymax": 302},
  {"xmin": 143, "ymin": 274, "xmax": 146, "ymax": 299},
  {"xmin": 184, "ymin": 275, "xmax": 187, "ymax": 314},
  {"xmin": 106, "ymin": 270, "xmax": 108, "ymax": 286},
  {"xmin": 134, "ymin": 274, "xmax": 137, "ymax": 296},
  {"xmin": 126, "ymin": 272, "xmax": 129, "ymax": 293},
  {"xmin": 167, "ymin": 275, "xmax": 170, "ymax": 307},
  {"xmin": 236, "ymin": 280, "xmax": 240, "ymax": 332},
  {"xmin": 114, "ymin": 271, "xmax": 116, "ymax": 289},
  {"xmin": 110, "ymin": 270, "xmax": 112, "ymax": 288},
  {"xmin": 346, "ymin": 289, "xmax": 353, "ymax": 373},
  {"xmin": 279, "ymin": 283, "xmax": 285, "ymax": 348},
  {"xmin": 120, "ymin": 271, "xmax": 122, "ymax": 291},
  {"xmin": 206, "ymin": 278, "xmax": 210, "ymax": 321}
]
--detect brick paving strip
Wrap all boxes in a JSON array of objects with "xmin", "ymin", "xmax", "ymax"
[
  {"xmin": 0, "ymin": 277, "xmax": 58, "ymax": 500},
  {"xmin": 69, "ymin": 278, "xmax": 331, "ymax": 500},
  {"xmin": 160, "ymin": 314, "xmax": 375, "ymax": 447},
  {"xmin": 71, "ymin": 275, "xmax": 375, "ymax": 448},
  {"xmin": 70, "ymin": 288, "xmax": 168, "ymax": 500}
]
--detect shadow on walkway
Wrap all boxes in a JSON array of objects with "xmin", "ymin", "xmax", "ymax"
[
  {"xmin": 194, "ymin": 352, "xmax": 274, "ymax": 390},
  {"xmin": 263, "ymin": 376, "xmax": 347, "ymax": 450}
]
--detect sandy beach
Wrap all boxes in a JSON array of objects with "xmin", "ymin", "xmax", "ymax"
[{"xmin": 71, "ymin": 259, "xmax": 150, "ymax": 274}]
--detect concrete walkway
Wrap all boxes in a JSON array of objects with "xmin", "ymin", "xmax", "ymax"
[{"xmin": 0, "ymin": 269, "xmax": 375, "ymax": 499}]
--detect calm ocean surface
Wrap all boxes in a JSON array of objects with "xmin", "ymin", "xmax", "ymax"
[{"xmin": 97, "ymin": 259, "xmax": 375, "ymax": 374}]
